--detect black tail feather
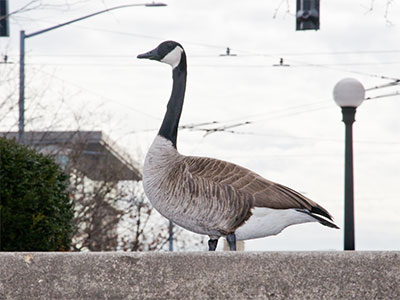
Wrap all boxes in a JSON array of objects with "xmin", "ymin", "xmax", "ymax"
[
  {"xmin": 311, "ymin": 213, "xmax": 340, "ymax": 229},
  {"xmin": 296, "ymin": 209, "xmax": 340, "ymax": 229},
  {"xmin": 311, "ymin": 205, "xmax": 334, "ymax": 222}
]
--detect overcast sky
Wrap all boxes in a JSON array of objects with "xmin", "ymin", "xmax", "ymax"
[{"xmin": 2, "ymin": 0, "xmax": 400, "ymax": 251}]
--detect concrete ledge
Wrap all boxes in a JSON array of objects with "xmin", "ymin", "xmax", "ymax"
[{"xmin": 1, "ymin": 252, "xmax": 399, "ymax": 299}]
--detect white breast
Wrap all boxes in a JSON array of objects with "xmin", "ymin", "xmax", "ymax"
[
  {"xmin": 143, "ymin": 135, "xmax": 225, "ymax": 237},
  {"xmin": 235, "ymin": 207, "xmax": 316, "ymax": 240},
  {"xmin": 143, "ymin": 135, "xmax": 181, "ymax": 207}
]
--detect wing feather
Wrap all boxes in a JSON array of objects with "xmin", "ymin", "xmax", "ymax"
[{"xmin": 182, "ymin": 155, "xmax": 335, "ymax": 225}]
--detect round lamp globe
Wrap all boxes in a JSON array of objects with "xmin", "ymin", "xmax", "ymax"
[{"xmin": 333, "ymin": 78, "xmax": 365, "ymax": 108}]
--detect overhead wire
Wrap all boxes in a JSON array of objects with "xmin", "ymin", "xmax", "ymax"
[
  {"xmin": 9, "ymin": 16, "xmax": 400, "ymax": 91},
  {"xmin": 222, "ymin": 151, "xmax": 400, "ymax": 159},
  {"xmin": 10, "ymin": 16, "xmax": 400, "ymax": 63},
  {"xmin": 18, "ymin": 61, "xmax": 400, "ymax": 68},
  {"xmin": 366, "ymin": 90, "xmax": 400, "ymax": 101},
  {"xmin": 210, "ymin": 130, "xmax": 400, "ymax": 145},
  {"xmin": 217, "ymin": 100, "xmax": 329, "ymax": 124},
  {"xmin": 29, "ymin": 66, "xmax": 161, "ymax": 121},
  {"xmin": 365, "ymin": 80, "xmax": 400, "ymax": 91},
  {"xmin": 127, "ymin": 101, "xmax": 332, "ymax": 135},
  {"xmin": 10, "ymin": 14, "xmax": 400, "ymax": 146},
  {"xmin": 6, "ymin": 48, "xmax": 400, "ymax": 59}
]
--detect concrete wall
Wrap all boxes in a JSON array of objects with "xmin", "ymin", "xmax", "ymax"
[{"xmin": 1, "ymin": 252, "xmax": 399, "ymax": 300}]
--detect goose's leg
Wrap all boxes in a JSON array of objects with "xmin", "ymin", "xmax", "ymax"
[
  {"xmin": 208, "ymin": 238, "xmax": 218, "ymax": 251},
  {"xmin": 226, "ymin": 233, "xmax": 237, "ymax": 251}
]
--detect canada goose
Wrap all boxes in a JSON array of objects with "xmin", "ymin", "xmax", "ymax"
[{"xmin": 138, "ymin": 41, "xmax": 338, "ymax": 251}]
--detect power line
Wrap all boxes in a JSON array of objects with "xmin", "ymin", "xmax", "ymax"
[
  {"xmin": 365, "ymin": 80, "xmax": 400, "ymax": 91},
  {"xmin": 128, "ymin": 100, "xmax": 332, "ymax": 135},
  {"xmin": 30, "ymin": 66, "xmax": 161, "ymax": 121},
  {"xmin": 265, "ymin": 50, "xmax": 400, "ymax": 56},
  {"xmin": 9, "ymin": 17, "xmax": 400, "ymax": 84},
  {"xmin": 13, "ymin": 16, "xmax": 400, "ymax": 59},
  {"xmin": 6, "ymin": 48, "xmax": 400, "ymax": 59},
  {"xmin": 366, "ymin": 90, "xmax": 400, "ymax": 101},
  {"xmin": 10, "ymin": 16, "xmax": 400, "ymax": 137},
  {"xmin": 283, "ymin": 56, "xmax": 400, "ymax": 82},
  {"xmin": 213, "ymin": 130, "xmax": 400, "ymax": 145},
  {"xmin": 15, "ymin": 60, "xmax": 400, "ymax": 73},
  {"xmin": 185, "ymin": 121, "xmax": 251, "ymax": 137},
  {"xmin": 222, "ymin": 151, "xmax": 400, "ymax": 159},
  {"xmin": 218, "ymin": 100, "xmax": 329, "ymax": 124}
]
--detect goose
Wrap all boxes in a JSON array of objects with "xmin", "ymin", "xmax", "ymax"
[{"xmin": 137, "ymin": 41, "xmax": 339, "ymax": 251}]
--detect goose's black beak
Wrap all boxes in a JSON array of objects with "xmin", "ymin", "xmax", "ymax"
[{"xmin": 137, "ymin": 48, "xmax": 160, "ymax": 60}]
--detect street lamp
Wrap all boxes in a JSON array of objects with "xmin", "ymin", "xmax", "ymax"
[
  {"xmin": 333, "ymin": 78, "xmax": 365, "ymax": 251},
  {"xmin": 18, "ymin": 2, "xmax": 166, "ymax": 144}
]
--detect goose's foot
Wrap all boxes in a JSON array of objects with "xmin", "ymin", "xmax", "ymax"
[
  {"xmin": 226, "ymin": 233, "xmax": 237, "ymax": 251},
  {"xmin": 208, "ymin": 238, "xmax": 218, "ymax": 251}
]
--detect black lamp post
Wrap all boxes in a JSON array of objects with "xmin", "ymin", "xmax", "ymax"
[{"xmin": 333, "ymin": 78, "xmax": 365, "ymax": 251}]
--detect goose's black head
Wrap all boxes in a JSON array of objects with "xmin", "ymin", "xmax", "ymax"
[{"xmin": 137, "ymin": 40, "xmax": 185, "ymax": 69}]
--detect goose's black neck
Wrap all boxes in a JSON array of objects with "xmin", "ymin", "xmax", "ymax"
[{"xmin": 158, "ymin": 52, "xmax": 187, "ymax": 148}]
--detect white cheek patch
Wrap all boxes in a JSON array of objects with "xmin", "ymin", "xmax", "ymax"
[{"xmin": 161, "ymin": 46, "xmax": 183, "ymax": 69}]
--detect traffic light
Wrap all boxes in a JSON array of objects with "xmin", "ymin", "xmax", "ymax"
[
  {"xmin": 296, "ymin": 0, "xmax": 320, "ymax": 31},
  {"xmin": 0, "ymin": 0, "xmax": 9, "ymax": 37}
]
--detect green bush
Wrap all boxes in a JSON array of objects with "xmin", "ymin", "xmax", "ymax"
[{"xmin": 0, "ymin": 137, "xmax": 74, "ymax": 251}]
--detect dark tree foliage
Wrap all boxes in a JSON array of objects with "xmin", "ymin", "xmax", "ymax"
[{"xmin": 0, "ymin": 137, "xmax": 74, "ymax": 251}]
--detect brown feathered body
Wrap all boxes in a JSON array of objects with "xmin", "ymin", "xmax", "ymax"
[{"xmin": 143, "ymin": 135, "xmax": 338, "ymax": 241}]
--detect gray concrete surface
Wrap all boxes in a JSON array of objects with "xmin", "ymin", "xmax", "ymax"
[{"xmin": 0, "ymin": 252, "xmax": 399, "ymax": 300}]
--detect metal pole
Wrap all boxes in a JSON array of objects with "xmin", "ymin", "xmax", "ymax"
[
  {"xmin": 17, "ymin": 3, "xmax": 166, "ymax": 144},
  {"xmin": 18, "ymin": 30, "xmax": 25, "ymax": 144},
  {"xmin": 169, "ymin": 220, "xmax": 174, "ymax": 251},
  {"xmin": 24, "ymin": 3, "xmax": 166, "ymax": 39},
  {"xmin": 342, "ymin": 107, "xmax": 356, "ymax": 251}
]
